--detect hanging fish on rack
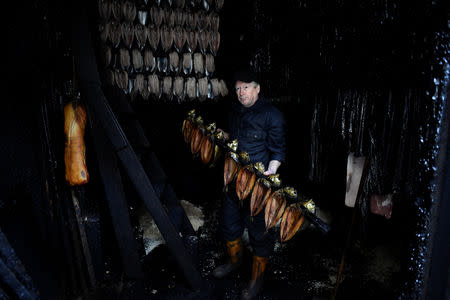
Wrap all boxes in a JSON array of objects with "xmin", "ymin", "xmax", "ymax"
[
  {"xmin": 134, "ymin": 23, "xmax": 148, "ymax": 50},
  {"xmin": 131, "ymin": 73, "xmax": 144, "ymax": 101},
  {"xmin": 279, "ymin": 187, "xmax": 304, "ymax": 242},
  {"xmin": 182, "ymin": 53, "xmax": 193, "ymax": 75},
  {"xmin": 193, "ymin": 52, "xmax": 205, "ymax": 76},
  {"xmin": 111, "ymin": 1, "xmax": 122, "ymax": 21},
  {"xmin": 186, "ymin": 30, "xmax": 197, "ymax": 53},
  {"xmin": 190, "ymin": 116, "xmax": 204, "ymax": 155},
  {"xmin": 144, "ymin": 49, "xmax": 156, "ymax": 72},
  {"xmin": 209, "ymin": 130, "xmax": 224, "ymax": 167},
  {"xmin": 205, "ymin": 53, "xmax": 215, "ymax": 76},
  {"xmin": 236, "ymin": 165, "xmax": 256, "ymax": 201},
  {"xmin": 193, "ymin": 11, "xmax": 201, "ymax": 30},
  {"xmin": 162, "ymin": 76, "xmax": 173, "ymax": 101},
  {"xmin": 185, "ymin": 12, "xmax": 196, "ymax": 30},
  {"xmin": 235, "ymin": 153, "xmax": 256, "ymax": 201},
  {"xmin": 132, "ymin": 48, "xmax": 144, "ymax": 72},
  {"xmin": 173, "ymin": 26, "xmax": 186, "ymax": 53},
  {"xmin": 150, "ymin": 6, "xmax": 164, "ymax": 27},
  {"xmin": 197, "ymin": 30, "xmax": 209, "ymax": 55},
  {"xmin": 210, "ymin": 12, "xmax": 219, "ymax": 31},
  {"xmin": 280, "ymin": 202, "xmax": 305, "ymax": 242},
  {"xmin": 98, "ymin": 0, "xmax": 112, "ymax": 21},
  {"xmin": 251, "ymin": 173, "xmax": 280, "ymax": 217},
  {"xmin": 148, "ymin": 25, "xmax": 161, "ymax": 52},
  {"xmin": 173, "ymin": 76, "xmax": 185, "ymax": 102},
  {"xmin": 169, "ymin": 51, "xmax": 180, "ymax": 74},
  {"xmin": 120, "ymin": 22, "xmax": 135, "ymax": 49},
  {"xmin": 197, "ymin": 76, "xmax": 208, "ymax": 101},
  {"xmin": 223, "ymin": 140, "xmax": 239, "ymax": 190},
  {"xmin": 200, "ymin": 11, "xmax": 211, "ymax": 30},
  {"xmin": 119, "ymin": 48, "xmax": 131, "ymax": 71},
  {"xmin": 115, "ymin": 70, "xmax": 129, "ymax": 92},
  {"xmin": 209, "ymin": 31, "xmax": 220, "ymax": 55},
  {"xmin": 174, "ymin": 9, "xmax": 186, "ymax": 27},
  {"xmin": 109, "ymin": 21, "xmax": 121, "ymax": 48},
  {"xmin": 182, "ymin": 109, "xmax": 196, "ymax": 142},
  {"xmin": 264, "ymin": 187, "xmax": 287, "ymax": 230},
  {"xmin": 185, "ymin": 77, "xmax": 197, "ymax": 100},
  {"xmin": 200, "ymin": 122, "xmax": 216, "ymax": 164},
  {"xmin": 160, "ymin": 25, "xmax": 174, "ymax": 52},
  {"xmin": 122, "ymin": 1, "xmax": 137, "ymax": 22},
  {"xmin": 165, "ymin": 9, "xmax": 175, "ymax": 27},
  {"xmin": 148, "ymin": 74, "xmax": 161, "ymax": 99}
]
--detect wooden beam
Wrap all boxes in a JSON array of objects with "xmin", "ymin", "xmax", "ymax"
[{"xmin": 71, "ymin": 4, "xmax": 204, "ymax": 290}]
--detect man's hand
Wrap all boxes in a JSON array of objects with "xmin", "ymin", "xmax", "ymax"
[
  {"xmin": 264, "ymin": 160, "xmax": 281, "ymax": 176},
  {"xmin": 217, "ymin": 128, "xmax": 230, "ymax": 140}
]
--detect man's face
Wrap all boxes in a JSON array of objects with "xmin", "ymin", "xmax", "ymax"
[{"xmin": 235, "ymin": 81, "xmax": 260, "ymax": 108}]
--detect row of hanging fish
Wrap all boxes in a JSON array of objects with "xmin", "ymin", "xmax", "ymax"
[
  {"xmin": 101, "ymin": 47, "xmax": 218, "ymax": 77},
  {"xmin": 99, "ymin": 0, "xmax": 224, "ymax": 22},
  {"xmin": 99, "ymin": 21, "xmax": 220, "ymax": 55},
  {"xmin": 182, "ymin": 110, "xmax": 225, "ymax": 166},
  {"xmin": 107, "ymin": 72, "xmax": 228, "ymax": 101},
  {"xmin": 224, "ymin": 149, "xmax": 314, "ymax": 242},
  {"xmin": 181, "ymin": 110, "xmax": 322, "ymax": 242},
  {"xmin": 99, "ymin": 3, "xmax": 221, "ymax": 30},
  {"xmin": 97, "ymin": 0, "xmax": 226, "ymax": 103}
]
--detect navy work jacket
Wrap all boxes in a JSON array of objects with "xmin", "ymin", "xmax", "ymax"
[{"xmin": 227, "ymin": 96, "xmax": 286, "ymax": 167}]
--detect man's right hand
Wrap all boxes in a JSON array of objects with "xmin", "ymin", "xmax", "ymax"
[{"xmin": 217, "ymin": 128, "xmax": 230, "ymax": 140}]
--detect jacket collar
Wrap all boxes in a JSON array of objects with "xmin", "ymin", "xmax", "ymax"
[{"xmin": 231, "ymin": 96, "xmax": 266, "ymax": 114}]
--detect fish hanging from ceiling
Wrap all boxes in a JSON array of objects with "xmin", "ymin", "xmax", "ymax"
[{"xmin": 97, "ymin": 0, "xmax": 227, "ymax": 102}]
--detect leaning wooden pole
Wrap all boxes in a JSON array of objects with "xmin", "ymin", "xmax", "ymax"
[{"xmin": 71, "ymin": 3, "xmax": 204, "ymax": 291}]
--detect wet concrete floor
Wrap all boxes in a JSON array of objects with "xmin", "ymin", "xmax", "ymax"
[{"xmin": 139, "ymin": 196, "xmax": 404, "ymax": 300}]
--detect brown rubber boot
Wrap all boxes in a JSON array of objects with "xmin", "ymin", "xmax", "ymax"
[
  {"xmin": 211, "ymin": 238, "xmax": 243, "ymax": 279},
  {"xmin": 240, "ymin": 255, "xmax": 268, "ymax": 300}
]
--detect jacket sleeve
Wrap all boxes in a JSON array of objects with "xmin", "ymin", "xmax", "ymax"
[{"xmin": 266, "ymin": 108, "xmax": 286, "ymax": 163}]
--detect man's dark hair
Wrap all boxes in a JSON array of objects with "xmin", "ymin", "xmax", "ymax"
[{"xmin": 232, "ymin": 66, "xmax": 259, "ymax": 84}]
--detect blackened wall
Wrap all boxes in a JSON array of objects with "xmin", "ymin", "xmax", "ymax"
[
  {"xmin": 1, "ymin": 0, "xmax": 449, "ymax": 298},
  {"xmin": 132, "ymin": 0, "xmax": 450, "ymax": 298}
]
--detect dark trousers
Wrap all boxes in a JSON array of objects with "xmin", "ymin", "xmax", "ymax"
[{"xmin": 221, "ymin": 190, "xmax": 276, "ymax": 257}]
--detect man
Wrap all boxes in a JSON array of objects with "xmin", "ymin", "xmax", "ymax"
[{"xmin": 212, "ymin": 67, "xmax": 286, "ymax": 299}]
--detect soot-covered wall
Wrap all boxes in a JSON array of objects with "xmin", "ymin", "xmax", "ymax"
[
  {"xmin": 221, "ymin": 1, "xmax": 449, "ymax": 298},
  {"xmin": 134, "ymin": 0, "xmax": 449, "ymax": 298},
  {"xmin": 1, "ymin": 0, "xmax": 448, "ymax": 298},
  {"xmin": 222, "ymin": 2, "xmax": 449, "ymax": 297}
]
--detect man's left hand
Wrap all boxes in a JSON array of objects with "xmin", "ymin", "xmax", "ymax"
[{"xmin": 264, "ymin": 160, "xmax": 281, "ymax": 176}]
